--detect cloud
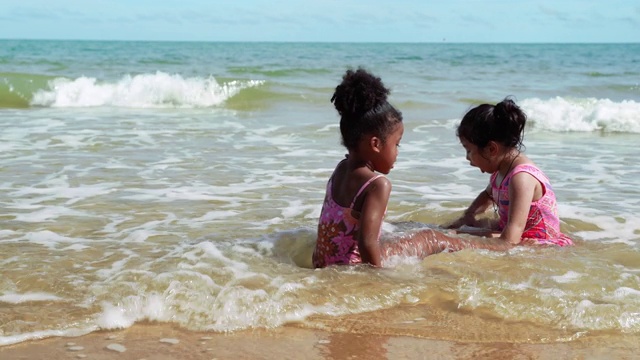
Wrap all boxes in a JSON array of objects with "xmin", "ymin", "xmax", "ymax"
[
  {"xmin": 538, "ymin": 5, "xmax": 571, "ymax": 22},
  {"xmin": 619, "ymin": 10, "xmax": 640, "ymax": 27},
  {"xmin": 7, "ymin": 6, "xmax": 61, "ymax": 20},
  {"xmin": 4, "ymin": 5, "xmax": 113, "ymax": 24},
  {"xmin": 405, "ymin": 10, "xmax": 440, "ymax": 26}
]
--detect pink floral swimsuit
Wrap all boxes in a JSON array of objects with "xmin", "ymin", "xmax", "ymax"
[
  {"xmin": 312, "ymin": 170, "xmax": 385, "ymax": 268},
  {"xmin": 490, "ymin": 164, "xmax": 573, "ymax": 246}
]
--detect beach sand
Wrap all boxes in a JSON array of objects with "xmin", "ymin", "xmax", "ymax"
[{"xmin": 1, "ymin": 323, "xmax": 637, "ymax": 360}]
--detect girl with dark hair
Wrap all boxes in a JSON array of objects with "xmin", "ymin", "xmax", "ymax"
[
  {"xmin": 312, "ymin": 68, "xmax": 404, "ymax": 268},
  {"xmin": 447, "ymin": 98, "xmax": 573, "ymax": 246}
]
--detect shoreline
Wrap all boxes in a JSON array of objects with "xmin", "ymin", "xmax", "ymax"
[{"xmin": 1, "ymin": 323, "xmax": 637, "ymax": 360}]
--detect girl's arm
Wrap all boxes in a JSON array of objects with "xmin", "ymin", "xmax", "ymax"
[
  {"xmin": 500, "ymin": 172, "xmax": 538, "ymax": 244},
  {"xmin": 446, "ymin": 184, "xmax": 494, "ymax": 229},
  {"xmin": 357, "ymin": 177, "xmax": 391, "ymax": 267}
]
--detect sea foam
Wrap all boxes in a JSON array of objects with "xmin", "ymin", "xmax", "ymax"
[
  {"xmin": 522, "ymin": 97, "xmax": 640, "ymax": 133},
  {"xmin": 30, "ymin": 72, "xmax": 263, "ymax": 108}
]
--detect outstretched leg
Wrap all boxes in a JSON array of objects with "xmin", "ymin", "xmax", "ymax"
[{"xmin": 380, "ymin": 228, "xmax": 513, "ymax": 259}]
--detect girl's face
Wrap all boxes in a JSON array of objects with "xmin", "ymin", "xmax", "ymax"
[
  {"xmin": 374, "ymin": 122, "xmax": 404, "ymax": 174},
  {"xmin": 460, "ymin": 137, "xmax": 493, "ymax": 173}
]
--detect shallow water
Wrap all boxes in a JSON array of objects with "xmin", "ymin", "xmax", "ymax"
[{"xmin": 1, "ymin": 41, "xmax": 639, "ymax": 348}]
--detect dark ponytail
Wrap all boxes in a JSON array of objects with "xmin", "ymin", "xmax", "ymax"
[
  {"xmin": 493, "ymin": 98, "xmax": 526, "ymax": 148},
  {"xmin": 457, "ymin": 97, "xmax": 526, "ymax": 150}
]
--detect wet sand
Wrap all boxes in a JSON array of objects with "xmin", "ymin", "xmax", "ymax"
[{"xmin": 1, "ymin": 323, "xmax": 638, "ymax": 360}]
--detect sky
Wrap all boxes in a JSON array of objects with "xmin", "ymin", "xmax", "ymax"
[{"xmin": 0, "ymin": 0, "xmax": 638, "ymax": 43}]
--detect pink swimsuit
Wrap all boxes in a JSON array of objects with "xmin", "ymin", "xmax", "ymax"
[
  {"xmin": 312, "ymin": 169, "xmax": 385, "ymax": 268},
  {"xmin": 490, "ymin": 164, "xmax": 573, "ymax": 246}
]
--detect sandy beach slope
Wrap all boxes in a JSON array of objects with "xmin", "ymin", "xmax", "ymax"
[{"xmin": 1, "ymin": 323, "xmax": 638, "ymax": 360}]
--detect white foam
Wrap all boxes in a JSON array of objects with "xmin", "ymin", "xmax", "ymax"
[
  {"xmin": 23, "ymin": 230, "xmax": 85, "ymax": 249},
  {"xmin": 196, "ymin": 241, "xmax": 250, "ymax": 272},
  {"xmin": 120, "ymin": 230, "xmax": 149, "ymax": 243},
  {"xmin": 95, "ymin": 252, "xmax": 140, "ymax": 280},
  {"xmin": 31, "ymin": 72, "xmax": 264, "ymax": 108},
  {"xmin": 281, "ymin": 200, "xmax": 317, "ymax": 219},
  {"xmin": 550, "ymin": 271, "xmax": 584, "ymax": 283},
  {"xmin": 0, "ymin": 229, "xmax": 16, "ymax": 238},
  {"xmin": 61, "ymin": 244, "xmax": 90, "ymax": 251},
  {"xmin": 96, "ymin": 297, "xmax": 162, "ymax": 329},
  {"xmin": 522, "ymin": 97, "xmax": 640, "ymax": 133},
  {"xmin": 0, "ymin": 292, "xmax": 64, "ymax": 303},
  {"xmin": 608, "ymin": 287, "xmax": 640, "ymax": 300},
  {"xmin": 8, "ymin": 180, "xmax": 118, "ymax": 206},
  {"xmin": 0, "ymin": 327, "xmax": 96, "ymax": 346},
  {"xmin": 191, "ymin": 210, "xmax": 239, "ymax": 222}
]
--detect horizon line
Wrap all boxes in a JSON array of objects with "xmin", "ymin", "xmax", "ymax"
[{"xmin": 0, "ymin": 38, "xmax": 638, "ymax": 45}]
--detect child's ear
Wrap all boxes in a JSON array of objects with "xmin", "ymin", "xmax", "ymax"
[
  {"xmin": 487, "ymin": 141, "xmax": 499, "ymax": 156},
  {"xmin": 370, "ymin": 136, "xmax": 382, "ymax": 152}
]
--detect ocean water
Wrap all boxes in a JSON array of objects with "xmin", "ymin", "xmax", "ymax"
[{"xmin": 1, "ymin": 40, "xmax": 640, "ymax": 349}]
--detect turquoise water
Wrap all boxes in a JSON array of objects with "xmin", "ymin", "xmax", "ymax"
[{"xmin": 1, "ymin": 40, "xmax": 639, "ymax": 349}]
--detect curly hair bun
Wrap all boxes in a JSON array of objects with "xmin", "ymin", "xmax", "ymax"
[{"xmin": 331, "ymin": 68, "xmax": 390, "ymax": 118}]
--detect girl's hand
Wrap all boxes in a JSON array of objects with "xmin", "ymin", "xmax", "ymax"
[
  {"xmin": 445, "ymin": 212, "xmax": 477, "ymax": 229},
  {"xmin": 446, "ymin": 188, "xmax": 493, "ymax": 229}
]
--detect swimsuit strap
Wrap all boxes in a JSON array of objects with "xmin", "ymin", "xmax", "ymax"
[
  {"xmin": 349, "ymin": 174, "xmax": 385, "ymax": 209},
  {"xmin": 508, "ymin": 164, "xmax": 548, "ymax": 196}
]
